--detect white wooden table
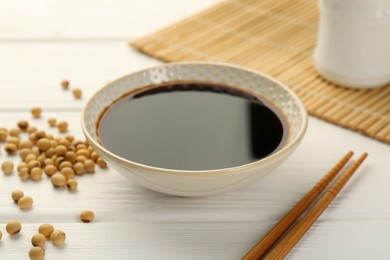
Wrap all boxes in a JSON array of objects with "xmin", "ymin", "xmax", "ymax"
[{"xmin": 0, "ymin": 1, "xmax": 389, "ymax": 259}]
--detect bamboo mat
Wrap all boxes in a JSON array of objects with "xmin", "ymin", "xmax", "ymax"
[{"xmin": 130, "ymin": 0, "xmax": 390, "ymax": 144}]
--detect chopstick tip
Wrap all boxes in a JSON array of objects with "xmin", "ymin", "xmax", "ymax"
[{"xmin": 361, "ymin": 152, "xmax": 368, "ymax": 160}]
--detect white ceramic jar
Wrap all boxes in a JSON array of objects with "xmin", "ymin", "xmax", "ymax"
[{"xmin": 314, "ymin": 0, "xmax": 390, "ymax": 88}]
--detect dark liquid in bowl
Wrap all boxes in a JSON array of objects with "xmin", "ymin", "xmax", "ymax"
[{"xmin": 98, "ymin": 82, "xmax": 286, "ymax": 171}]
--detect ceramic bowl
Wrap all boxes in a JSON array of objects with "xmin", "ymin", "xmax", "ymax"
[{"xmin": 81, "ymin": 62, "xmax": 308, "ymax": 197}]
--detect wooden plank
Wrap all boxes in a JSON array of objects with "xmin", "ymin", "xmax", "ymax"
[
  {"xmin": 1, "ymin": 220, "xmax": 390, "ymax": 259},
  {"xmin": 0, "ymin": 41, "xmax": 160, "ymax": 110},
  {"xmin": 0, "ymin": 113, "xmax": 389, "ymax": 259},
  {"xmin": 0, "ymin": 0, "xmax": 218, "ymax": 40}
]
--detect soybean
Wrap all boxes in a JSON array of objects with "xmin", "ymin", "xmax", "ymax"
[
  {"xmin": 44, "ymin": 164, "xmax": 57, "ymax": 177},
  {"xmin": 27, "ymin": 126, "xmax": 37, "ymax": 134},
  {"xmin": 31, "ymin": 233, "xmax": 46, "ymax": 247},
  {"xmin": 37, "ymin": 138, "xmax": 51, "ymax": 151},
  {"xmin": 19, "ymin": 140, "xmax": 33, "ymax": 149},
  {"xmin": 73, "ymin": 162, "xmax": 84, "ymax": 175},
  {"xmin": 6, "ymin": 220, "xmax": 22, "ymax": 235},
  {"xmin": 18, "ymin": 196, "xmax": 33, "ymax": 209},
  {"xmin": 30, "ymin": 167, "xmax": 43, "ymax": 181},
  {"xmin": 4, "ymin": 143, "xmax": 17, "ymax": 154},
  {"xmin": 31, "ymin": 107, "xmax": 42, "ymax": 118},
  {"xmin": 0, "ymin": 129, "xmax": 7, "ymax": 142},
  {"xmin": 51, "ymin": 173, "xmax": 66, "ymax": 188},
  {"xmin": 84, "ymin": 159, "xmax": 95, "ymax": 173},
  {"xmin": 19, "ymin": 168, "xmax": 30, "ymax": 180},
  {"xmin": 60, "ymin": 167, "xmax": 74, "ymax": 180},
  {"xmin": 29, "ymin": 246, "xmax": 45, "ymax": 260},
  {"xmin": 2, "ymin": 161, "xmax": 14, "ymax": 175},
  {"xmin": 11, "ymin": 189, "xmax": 24, "ymax": 203},
  {"xmin": 57, "ymin": 121, "xmax": 68, "ymax": 133},
  {"xmin": 55, "ymin": 145, "xmax": 67, "ymax": 156},
  {"xmin": 80, "ymin": 210, "xmax": 95, "ymax": 223},
  {"xmin": 17, "ymin": 120, "xmax": 29, "ymax": 131},
  {"xmin": 38, "ymin": 223, "xmax": 54, "ymax": 238},
  {"xmin": 61, "ymin": 80, "xmax": 69, "ymax": 90},
  {"xmin": 9, "ymin": 128, "xmax": 21, "ymax": 137},
  {"xmin": 72, "ymin": 88, "xmax": 82, "ymax": 99},
  {"xmin": 97, "ymin": 157, "xmax": 107, "ymax": 168},
  {"xmin": 66, "ymin": 179, "xmax": 78, "ymax": 191},
  {"xmin": 48, "ymin": 117, "xmax": 57, "ymax": 127},
  {"xmin": 65, "ymin": 151, "xmax": 76, "ymax": 163},
  {"xmin": 50, "ymin": 229, "xmax": 66, "ymax": 245}
]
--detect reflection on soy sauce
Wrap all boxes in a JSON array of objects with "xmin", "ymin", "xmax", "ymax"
[{"xmin": 248, "ymin": 102, "xmax": 284, "ymax": 159}]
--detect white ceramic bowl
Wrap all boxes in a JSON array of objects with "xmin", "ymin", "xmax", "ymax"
[{"xmin": 82, "ymin": 62, "xmax": 308, "ymax": 197}]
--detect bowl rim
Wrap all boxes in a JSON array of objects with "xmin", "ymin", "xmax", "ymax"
[{"xmin": 81, "ymin": 61, "xmax": 308, "ymax": 175}]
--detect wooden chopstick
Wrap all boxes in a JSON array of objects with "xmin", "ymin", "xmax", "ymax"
[
  {"xmin": 264, "ymin": 152, "xmax": 368, "ymax": 259},
  {"xmin": 242, "ymin": 151, "xmax": 354, "ymax": 260}
]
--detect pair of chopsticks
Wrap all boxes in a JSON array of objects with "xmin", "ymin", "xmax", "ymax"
[{"xmin": 242, "ymin": 151, "xmax": 368, "ymax": 260}]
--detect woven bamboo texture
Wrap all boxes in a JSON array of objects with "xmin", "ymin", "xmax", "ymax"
[{"xmin": 131, "ymin": 0, "xmax": 390, "ymax": 144}]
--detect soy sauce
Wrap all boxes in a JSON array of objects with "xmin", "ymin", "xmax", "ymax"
[{"xmin": 98, "ymin": 82, "xmax": 286, "ymax": 171}]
